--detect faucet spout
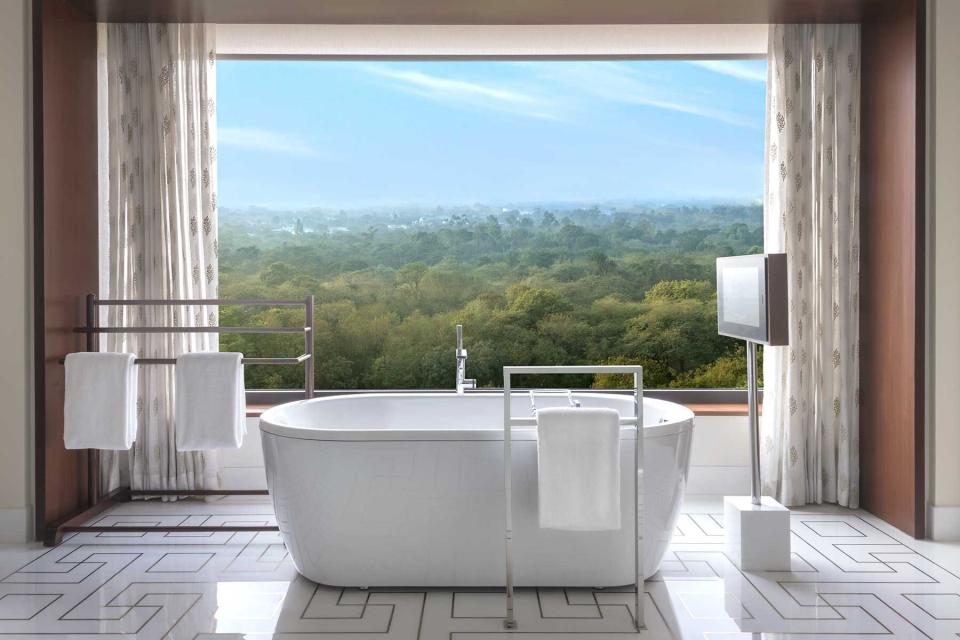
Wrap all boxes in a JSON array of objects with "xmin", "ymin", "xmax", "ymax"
[{"xmin": 455, "ymin": 324, "xmax": 476, "ymax": 394}]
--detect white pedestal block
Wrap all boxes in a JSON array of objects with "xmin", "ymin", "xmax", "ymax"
[{"xmin": 723, "ymin": 496, "xmax": 791, "ymax": 571}]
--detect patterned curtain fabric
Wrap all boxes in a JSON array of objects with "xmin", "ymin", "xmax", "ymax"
[
  {"xmin": 761, "ymin": 24, "xmax": 861, "ymax": 507},
  {"xmin": 101, "ymin": 24, "xmax": 220, "ymax": 496}
]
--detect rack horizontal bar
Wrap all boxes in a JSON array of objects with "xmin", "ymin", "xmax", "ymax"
[
  {"xmin": 61, "ymin": 525, "xmax": 278, "ymax": 534},
  {"xmin": 74, "ymin": 326, "xmax": 310, "ymax": 334},
  {"xmin": 44, "ymin": 487, "xmax": 280, "ymax": 546},
  {"xmin": 58, "ymin": 354, "xmax": 311, "ymax": 366},
  {"xmin": 506, "ymin": 416, "xmax": 638, "ymax": 427},
  {"xmin": 504, "ymin": 365, "xmax": 642, "ymax": 375},
  {"xmin": 129, "ymin": 489, "xmax": 269, "ymax": 496},
  {"xmin": 93, "ymin": 298, "xmax": 309, "ymax": 306}
]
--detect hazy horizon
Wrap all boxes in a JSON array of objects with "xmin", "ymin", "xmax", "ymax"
[{"xmin": 220, "ymin": 196, "xmax": 764, "ymax": 215}]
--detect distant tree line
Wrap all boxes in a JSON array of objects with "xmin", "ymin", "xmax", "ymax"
[{"xmin": 218, "ymin": 204, "xmax": 763, "ymax": 390}]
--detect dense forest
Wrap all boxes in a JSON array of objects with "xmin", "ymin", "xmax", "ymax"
[{"xmin": 218, "ymin": 202, "xmax": 763, "ymax": 390}]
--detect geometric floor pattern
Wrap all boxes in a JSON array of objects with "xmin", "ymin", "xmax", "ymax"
[{"xmin": 1, "ymin": 499, "xmax": 959, "ymax": 638}]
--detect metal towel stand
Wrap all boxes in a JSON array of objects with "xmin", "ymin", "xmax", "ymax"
[
  {"xmin": 46, "ymin": 294, "xmax": 314, "ymax": 546},
  {"xmin": 502, "ymin": 365, "xmax": 645, "ymax": 631}
]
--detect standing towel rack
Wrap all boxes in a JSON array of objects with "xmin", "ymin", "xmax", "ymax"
[
  {"xmin": 45, "ymin": 294, "xmax": 314, "ymax": 546},
  {"xmin": 502, "ymin": 365, "xmax": 645, "ymax": 631}
]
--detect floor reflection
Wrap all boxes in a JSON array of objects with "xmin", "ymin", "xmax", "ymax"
[{"xmin": 0, "ymin": 500, "xmax": 955, "ymax": 638}]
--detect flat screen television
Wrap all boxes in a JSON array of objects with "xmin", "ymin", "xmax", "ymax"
[{"xmin": 716, "ymin": 253, "xmax": 788, "ymax": 346}]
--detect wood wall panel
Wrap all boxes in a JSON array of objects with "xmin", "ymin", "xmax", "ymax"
[
  {"xmin": 35, "ymin": 0, "xmax": 99, "ymax": 537},
  {"xmin": 859, "ymin": 0, "xmax": 926, "ymax": 537}
]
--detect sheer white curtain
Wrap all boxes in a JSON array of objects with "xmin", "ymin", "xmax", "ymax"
[
  {"xmin": 761, "ymin": 24, "xmax": 861, "ymax": 507},
  {"xmin": 100, "ymin": 23, "xmax": 220, "ymax": 495}
]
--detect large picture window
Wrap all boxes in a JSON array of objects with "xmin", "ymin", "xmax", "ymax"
[{"xmin": 216, "ymin": 59, "xmax": 766, "ymax": 390}]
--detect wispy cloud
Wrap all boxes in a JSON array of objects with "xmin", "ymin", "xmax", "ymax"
[
  {"xmin": 526, "ymin": 61, "xmax": 759, "ymax": 129},
  {"xmin": 358, "ymin": 62, "xmax": 758, "ymax": 128},
  {"xmin": 690, "ymin": 60, "xmax": 767, "ymax": 82},
  {"xmin": 618, "ymin": 94, "xmax": 756, "ymax": 128},
  {"xmin": 360, "ymin": 65, "xmax": 559, "ymax": 120},
  {"xmin": 219, "ymin": 127, "xmax": 320, "ymax": 156}
]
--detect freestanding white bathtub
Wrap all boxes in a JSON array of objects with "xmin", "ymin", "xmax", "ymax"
[{"xmin": 260, "ymin": 392, "xmax": 694, "ymax": 587}]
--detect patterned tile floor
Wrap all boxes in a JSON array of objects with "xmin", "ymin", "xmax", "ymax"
[{"xmin": 1, "ymin": 497, "xmax": 958, "ymax": 638}]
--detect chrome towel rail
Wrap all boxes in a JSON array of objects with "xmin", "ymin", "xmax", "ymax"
[
  {"xmin": 74, "ymin": 325, "xmax": 310, "ymax": 334},
  {"xmin": 131, "ymin": 354, "xmax": 312, "ymax": 366},
  {"xmin": 91, "ymin": 298, "xmax": 309, "ymax": 306}
]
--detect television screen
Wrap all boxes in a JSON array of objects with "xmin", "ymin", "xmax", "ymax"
[
  {"xmin": 716, "ymin": 254, "xmax": 788, "ymax": 345},
  {"xmin": 720, "ymin": 266, "xmax": 762, "ymax": 328}
]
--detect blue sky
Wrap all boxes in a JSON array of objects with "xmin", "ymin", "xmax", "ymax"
[{"xmin": 216, "ymin": 59, "xmax": 767, "ymax": 210}]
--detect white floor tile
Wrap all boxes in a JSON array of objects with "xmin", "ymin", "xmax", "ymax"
[{"xmin": 1, "ymin": 499, "xmax": 958, "ymax": 638}]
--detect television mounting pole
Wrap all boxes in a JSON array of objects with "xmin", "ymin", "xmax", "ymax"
[{"xmin": 746, "ymin": 340, "xmax": 761, "ymax": 506}]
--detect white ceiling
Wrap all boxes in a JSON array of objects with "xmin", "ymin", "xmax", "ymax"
[{"xmin": 215, "ymin": 24, "xmax": 768, "ymax": 57}]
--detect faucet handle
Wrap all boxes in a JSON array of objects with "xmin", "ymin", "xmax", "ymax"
[{"xmin": 456, "ymin": 324, "xmax": 464, "ymax": 349}]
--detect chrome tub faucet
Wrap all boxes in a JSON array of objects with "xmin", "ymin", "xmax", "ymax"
[{"xmin": 455, "ymin": 324, "xmax": 477, "ymax": 394}]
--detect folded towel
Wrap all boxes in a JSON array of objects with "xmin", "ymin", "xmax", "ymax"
[
  {"xmin": 64, "ymin": 352, "xmax": 138, "ymax": 450},
  {"xmin": 175, "ymin": 352, "xmax": 246, "ymax": 451},
  {"xmin": 536, "ymin": 406, "xmax": 621, "ymax": 531}
]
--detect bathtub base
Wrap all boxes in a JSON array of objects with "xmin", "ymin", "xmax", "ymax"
[{"xmin": 263, "ymin": 434, "xmax": 689, "ymax": 587}]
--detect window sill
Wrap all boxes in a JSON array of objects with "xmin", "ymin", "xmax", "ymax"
[
  {"xmin": 682, "ymin": 403, "xmax": 755, "ymax": 417},
  {"xmin": 246, "ymin": 404, "xmax": 275, "ymax": 418}
]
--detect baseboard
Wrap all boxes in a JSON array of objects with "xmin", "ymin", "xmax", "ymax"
[
  {"xmin": 220, "ymin": 467, "xmax": 268, "ymax": 491},
  {"xmin": 928, "ymin": 504, "xmax": 960, "ymax": 540},
  {"xmin": 0, "ymin": 507, "xmax": 32, "ymax": 543},
  {"xmin": 686, "ymin": 465, "xmax": 751, "ymax": 496}
]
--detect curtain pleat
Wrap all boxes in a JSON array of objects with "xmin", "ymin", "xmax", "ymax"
[
  {"xmin": 761, "ymin": 23, "xmax": 860, "ymax": 507},
  {"xmin": 101, "ymin": 24, "xmax": 220, "ymax": 496}
]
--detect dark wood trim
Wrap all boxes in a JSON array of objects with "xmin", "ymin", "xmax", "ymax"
[
  {"xmin": 33, "ymin": 0, "xmax": 99, "ymax": 540},
  {"xmin": 73, "ymin": 0, "xmax": 885, "ymax": 25},
  {"xmin": 913, "ymin": 0, "xmax": 927, "ymax": 538},
  {"xmin": 32, "ymin": 0, "xmax": 46, "ymax": 541}
]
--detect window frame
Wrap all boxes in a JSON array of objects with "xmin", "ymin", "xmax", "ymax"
[
  {"xmin": 217, "ymin": 52, "xmax": 766, "ymax": 404},
  {"xmin": 245, "ymin": 387, "xmax": 760, "ymax": 406}
]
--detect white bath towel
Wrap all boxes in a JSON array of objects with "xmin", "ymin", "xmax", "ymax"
[
  {"xmin": 536, "ymin": 406, "xmax": 621, "ymax": 531},
  {"xmin": 64, "ymin": 352, "xmax": 138, "ymax": 450},
  {"xmin": 175, "ymin": 352, "xmax": 246, "ymax": 451}
]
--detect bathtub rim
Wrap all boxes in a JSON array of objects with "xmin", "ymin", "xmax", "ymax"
[{"xmin": 259, "ymin": 392, "xmax": 694, "ymax": 441}]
